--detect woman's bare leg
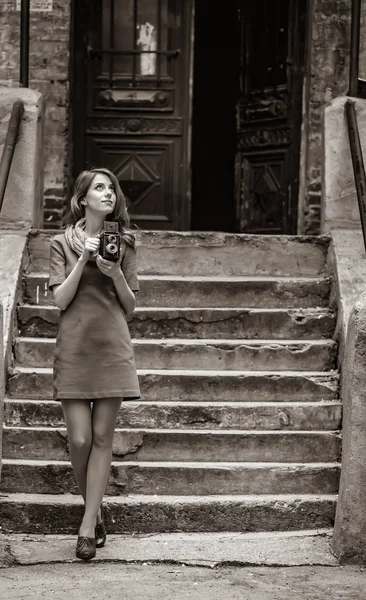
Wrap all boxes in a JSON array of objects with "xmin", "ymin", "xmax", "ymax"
[
  {"xmin": 78, "ymin": 397, "xmax": 122, "ymax": 537},
  {"xmin": 61, "ymin": 399, "xmax": 93, "ymax": 503}
]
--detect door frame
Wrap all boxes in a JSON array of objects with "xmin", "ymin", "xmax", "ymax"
[{"xmin": 68, "ymin": 0, "xmax": 195, "ymax": 229}]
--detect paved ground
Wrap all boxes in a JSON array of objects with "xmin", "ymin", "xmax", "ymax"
[
  {"xmin": 1, "ymin": 563, "xmax": 366, "ymax": 600},
  {"xmin": 1, "ymin": 530, "xmax": 366, "ymax": 599}
]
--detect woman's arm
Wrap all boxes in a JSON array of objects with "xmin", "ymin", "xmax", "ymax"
[
  {"xmin": 96, "ymin": 256, "xmax": 136, "ymax": 315},
  {"xmin": 52, "ymin": 257, "xmax": 87, "ymax": 311},
  {"xmin": 52, "ymin": 237, "xmax": 100, "ymax": 311},
  {"xmin": 112, "ymin": 269, "xmax": 136, "ymax": 315}
]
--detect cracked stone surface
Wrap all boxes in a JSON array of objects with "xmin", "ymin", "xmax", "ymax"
[
  {"xmin": 15, "ymin": 338, "xmax": 338, "ymax": 372},
  {"xmin": 0, "ymin": 461, "xmax": 341, "ymax": 496},
  {"xmin": 27, "ymin": 229, "xmax": 331, "ymax": 277},
  {"xmin": 4, "ymin": 399, "xmax": 342, "ymax": 431},
  {"xmin": 2, "ymin": 428, "xmax": 341, "ymax": 462},
  {"xmin": 23, "ymin": 274, "xmax": 332, "ymax": 308},
  {"xmin": 6, "ymin": 370, "xmax": 340, "ymax": 401},
  {"xmin": 0, "ymin": 495, "xmax": 337, "ymax": 534}
]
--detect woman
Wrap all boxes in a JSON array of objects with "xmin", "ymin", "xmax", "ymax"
[{"xmin": 48, "ymin": 167, "xmax": 140, "ymax": 560}]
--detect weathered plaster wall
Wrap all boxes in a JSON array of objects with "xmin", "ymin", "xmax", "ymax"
[
  {"xmin": 301, "ymin": 0, "xmax": 352, "ymax": 234},
  {"xmin": 0, "ymin": 0, "xmax": 71, "ymax": 229},
  {"xmin": 0, "ymin": 86, "xmax": 45, "ymax": 364},
  {"xmin": 358, "ymin": 0, "xmax": 366, "ymax": 80},
  {"xmin": 0, "ymin": 87, "xmax": 45, "ymax": 230},
  {"xmin": 321, "ymin": 95, "xmax": 366, "ymax": 233},
  {"xmin": 0, "ymin": 302, "xmax": 3, "ymax": 484},
  {"xmin": 332, "ymin": 286, "xmax": 366, "ymax": 563}
]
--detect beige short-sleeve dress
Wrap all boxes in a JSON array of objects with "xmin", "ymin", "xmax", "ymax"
[{"xmin": 48, "ymin": 233, "xmax": 140, "ymax": 401}]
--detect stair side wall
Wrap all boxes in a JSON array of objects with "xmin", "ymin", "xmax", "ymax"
[{"xmin": 0, "ymin": 303, "xmax": 4, "ymax": 484}]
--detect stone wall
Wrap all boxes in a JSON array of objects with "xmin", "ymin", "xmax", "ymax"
[
  {"xmin": 302, "ymin": 0, "xmax": 352, "ymax": 234},
  {"xmin": 358, "ymin": 0, "xmax": 366, "ymax": 80},
  {"xmin": 0, "ymin": 0, "xmax": 354, "ymax": 233},
  {"xmin": 0, "ymin": 0, "xmax": 71, "ymax": 229}
]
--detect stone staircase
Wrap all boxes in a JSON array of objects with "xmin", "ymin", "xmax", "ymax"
[{"xmin": 0, "ymin": 230, "xmax": 341, "ymax": 534}]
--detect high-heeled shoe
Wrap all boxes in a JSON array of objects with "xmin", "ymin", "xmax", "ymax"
[
  {"xmin": 76, "ymin": 536, "xmax": 96, "ymax": 560},
  {"xmin": 95, "ymin": 506, "xmax": 107, "ymax": 548}
]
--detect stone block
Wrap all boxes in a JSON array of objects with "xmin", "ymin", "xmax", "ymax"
[
  {"xmin": 0, "ymin": 493, "xmax": 336, "ymax": 534},
  {"xmin": 133, "ymin": 231, "xmax": 330, "ymax": 277},
  {"xmin": 3, "ymin": 427, "xmax": 341, "ymax": 463},
  {"xmin": 0, "ymin": 460, "xmax": 340, "ymax": 496},
  {"xmin": 0, "ymin": 233, "xmax": 28, "ymax": 369},
  {"xmin": 322, "ymin": 96, "xmax": 366, "ymax": 232},
  {"xmin": 14, "ymin": 336, "xmax": 338, "ymax": 372},
  {"xmin": 22, "ymin": 272, "xmax": 332, "ymax": 309},
  {"xmin": 7, "ymin": 368, "xmax": 339, "ymax": 402},
  {"xmin": 333, "ymin": 290, "xmax": 366, "ymax": 563},
  {"xmin": 0, "ymin": 87, "xmax": 44, "ymax": 229},
  {"xmin": 17, "ymin": 305, "xmax": 336, "ymax": 340},
  {"xmin": 0, "ymin": 302, "xmax": 4, "ymax": 483},
  {"xmin": 327, "ymin": 228, "xmax": 366, "ymax": 364},
  {"xmin": 4, "ymin": 398, "xmax": 342, "ymax": 431}
]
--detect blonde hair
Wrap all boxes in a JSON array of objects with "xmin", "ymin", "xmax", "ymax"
[{"xmin": 64, "ymin": 167, "xmax": 136, "ymax": 248}]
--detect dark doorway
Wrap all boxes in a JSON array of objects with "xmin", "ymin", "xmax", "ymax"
[
  {"xmin": 191, "ymin": 2, "xmax": 240, "ymax": 232},
  {"xmin": 235, "ymin": 0, "xmax": 307, "ymax": 234}
]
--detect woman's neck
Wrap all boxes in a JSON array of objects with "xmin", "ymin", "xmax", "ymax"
[{"xmin": 84, "ymin": 212, "xmax": 104, "ymax": 237}]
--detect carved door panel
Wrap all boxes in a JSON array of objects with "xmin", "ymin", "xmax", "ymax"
[
  {"xmin": 73, "ymin": 0, "xmax": 192, "ymax": 230},
  {"xmin": 236, "ymin": 0, "xmax": 306, "ymax": 234}
]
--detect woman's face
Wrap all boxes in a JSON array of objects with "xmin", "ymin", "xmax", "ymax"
[{"xmin": 82, "ymin": 173, "xmax": 117, "ymax": 216}]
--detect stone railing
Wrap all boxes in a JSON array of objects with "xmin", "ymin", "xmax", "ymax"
[
  {"xmin": 0, "ymin": 87, "xmax": 44, "ymax": 482},
  {"xmin": 323, "ymin": 95, "xmax": 366, "ymax": 563}
]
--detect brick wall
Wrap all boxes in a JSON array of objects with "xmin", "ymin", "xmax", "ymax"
[
  {"xmin": 0, "ymin": 0, "xmax": 71, "ymax": 229},
  {"xmin": 303, "ymin": 0, "xmax": 351, "ymax": 234}
]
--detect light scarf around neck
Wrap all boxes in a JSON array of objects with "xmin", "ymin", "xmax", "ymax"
[{"xmin": 65, "ymin": 217, "xmax": 100, "ymax": 257}]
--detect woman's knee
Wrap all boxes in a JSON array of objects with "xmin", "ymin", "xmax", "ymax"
[
  {"xmin": 68, "ymin": 432, "xmax": 92, "ymax": 454},
  {"xmin": 92, "ymin": 427, "xmax": 114, "ymax": 450}
]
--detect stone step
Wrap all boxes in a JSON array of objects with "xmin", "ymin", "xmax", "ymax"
[
  {"xmin": 17, "ymin": 305, "xmax": 336, "ymax": 340},
  {"xmin": 2, "ymin": 427, "xmax": 341, "ymax": 462},
  {"xmin": 7, "ymin": 367, "xmax": 339, "ymax": 401},
  {"xmin": 14, "ymin": 337, "xmax": 338, "ymax": 372},
  {"xmin": 23, "ymin": 273, "xmax": 331, "ymax": 308},
  {"xmin": 1, "ymin": 459, "xmax": 340, "ymax": 496},
  {"xmin": 27, "ymin": 229, "xmax": 330, "ymax": 277},
  {"xmin": 0, "ymin": 492, "xmax": 337, "ymax": 533},
  {"xmin": 4, "ymin": 399, "xmax": 342, "ymax": 431}
]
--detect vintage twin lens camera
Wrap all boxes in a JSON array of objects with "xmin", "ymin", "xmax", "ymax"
[{"xmin": 99, "ymin": 221, "xmax": 121, "ymax": 262}]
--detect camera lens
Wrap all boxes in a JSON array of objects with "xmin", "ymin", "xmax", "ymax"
[
  {"xmin": 106, "ymin": 242, "xmax": 118, "ymax": 254},
  {"xmin": 107, "ymin": 234, "xmax": 117, "ymax": 243}
]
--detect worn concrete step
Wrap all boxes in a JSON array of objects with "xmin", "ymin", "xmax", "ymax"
[
  {"xmin": 2, "ymin": 427, "xmax": 341, "ymax": 462},
  {"xmin": 4, "ymin": 399, "xmax": 342, "ymax": 431},
  {"xmin": 0, "ymin": 492, "xmax": 337, "ymax": 533},
  {"xmin": 27, "ymin": 229, "xmax": 330, "ymax": 277},
  {"xmin": 1, "ymin": 459, "xmax": 340, "ymax": 496},
  {"xmin": 14, "ymin": 337, "xmax": 338, "ymax": 372},
  {"xmin": 23, "ymin": 273, "xmax": 331, "ymax": 308},
  {"xmin": 17, "ymin": 305, "xmax": 336, "ymax": 340},
  {"xmin": 7, "ymin": 367, "xmax": 339, "ymax": 401}
]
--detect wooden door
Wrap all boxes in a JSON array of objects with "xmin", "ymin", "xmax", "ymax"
[
  {"xmin": 72, "ymin": 0, "xmax": 193, "ymax": 230},
  {"xmin": 236, "ymin": 0, "xmax": 307, "ymax": 234}
]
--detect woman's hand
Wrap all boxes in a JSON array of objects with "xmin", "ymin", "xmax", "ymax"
[
  {"xmin": 96, "ymin": 254, "xmax": 123, "ymax": 279},
  {"xmin": 79, "ymin": 237, "xmax": 100, "ymax": 264}
]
